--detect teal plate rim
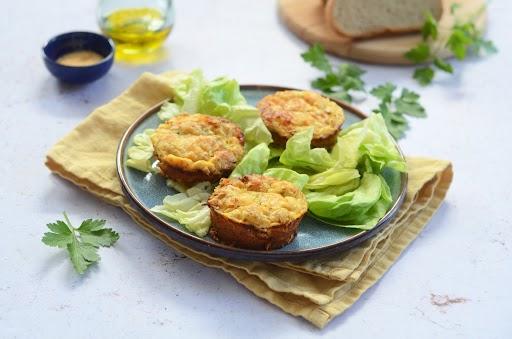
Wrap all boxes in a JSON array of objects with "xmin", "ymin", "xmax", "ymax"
[{"xmin": 116, "ymin": 85, "xmax": 408, "ymax": 262}]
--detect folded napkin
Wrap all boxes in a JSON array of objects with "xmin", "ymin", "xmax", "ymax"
[{"xmin": 46, "ymin": 72, "xmax": 453, "ymax": 328}]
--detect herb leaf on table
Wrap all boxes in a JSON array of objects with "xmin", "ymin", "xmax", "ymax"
[
  {"xmin": 405, "ymin": 5, "xmax": 497, "ymax": 85},
  {"xmin": 301, "ymin": 44, "xmax": 366, "ymax": 103},
  {"xmin": 371, "ymin": 83, "xmax": 426, "ymax": 139},
  {"xmin": 42, "ymin": 212, "xmax": 119, "ymax": 274}
]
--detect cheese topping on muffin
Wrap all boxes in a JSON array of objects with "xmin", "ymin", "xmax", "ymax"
[
  {"xmin": 258, "ymin": 90, "xmax": 344, "ymax": 142},
  {"xmin": 208, "ymin": 175, "xmax": 308, "ymax": 229},
  {"xmin": 151, "ymin": 114, "xmax": 244, "ymax": 175}
]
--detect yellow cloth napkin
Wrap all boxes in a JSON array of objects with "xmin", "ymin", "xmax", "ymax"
[{"xmin": 45, "ymin": 72, "xmax": 453, "ymax": 328}]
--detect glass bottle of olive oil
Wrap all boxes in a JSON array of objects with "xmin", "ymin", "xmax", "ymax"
[{"xmin": 97, "ymin": 0, "xmax": 174, "ymax": 61}]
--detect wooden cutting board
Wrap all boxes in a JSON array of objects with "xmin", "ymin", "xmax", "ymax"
[{"xmin": 279, "ymin": 0, "xmax": 487, "ymax": 64}]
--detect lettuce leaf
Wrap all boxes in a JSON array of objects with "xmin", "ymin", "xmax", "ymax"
[
  {"xmin": 198, "ymin": 77, "xmax": 246, "ymax": 115},
  {"xmin": 126, "ymin": 129, "xmax": 155, "ymax": 173},
  {"xmin": 151, "ymin": 181, "xmax": 212, "ymax": 237},
  {"xmin": 305, "ymin": 167, "xmax": 360, "ymax": 190},
  {"xmin": 303, "ymin": 114, "xmax": 405, "ymax": 229},
  {"xmin": 331, "ymin": 114, "xmax": 406, "ymax": 173},
  {"xmin": 279, "ymin": 127, "xmax": 335, "ymax": 172},
  {"xmin": 306, "ymin": 173, "xmax": 392, "ymax": 229},
  {"xmin": 157, "ymin": 102, "xmax": 180, "ymax": 121},
  {"xmin": 263, "ymin": 168, "xmax": 309, "ymax": 190},
  {"xmin": 199, "ymin": 78, "xmax": 272, "ymax": 147},
  {"xmin": 156, "ymin": 70, "xmax": 272, "ymax": 147},
  {"xmin": 310, "ymin": 179, "xmax": 360, "ymax": 196},
  {"xmin": 230, "ymin": 143, "xmax": 270, "ymax": 178},
  {"xmin": 169, "ymin": 69, "xmax": 205, "ymax": 113}
]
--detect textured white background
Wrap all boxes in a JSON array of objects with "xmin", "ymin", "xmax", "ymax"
[{"xmin": 0, "ymin": 0, "xmax": 510, "ymax": 338}]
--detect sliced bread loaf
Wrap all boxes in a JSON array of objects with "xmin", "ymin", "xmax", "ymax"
[{"xmin": 326, "ymin": 0, "xmax": 443, "ymax": 38}]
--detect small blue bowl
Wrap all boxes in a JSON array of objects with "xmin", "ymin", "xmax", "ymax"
[{"xmin": 42, "ymin": 31, "xmax": 115, "ymax": 84}]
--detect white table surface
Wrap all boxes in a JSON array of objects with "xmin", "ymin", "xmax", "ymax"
[{"xmin": 1, "ymin": 0, "xmax": 511, "ymax": 338}]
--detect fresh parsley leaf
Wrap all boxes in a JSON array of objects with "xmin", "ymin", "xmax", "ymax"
[
  {"xmin": 311, "ymin": 73, "xmax": 341, "ymax": 93},
  {"xmin": 371, "ymin": 86, "xmax": 427, "ymax": 139},
  {"xmin": 421, "ymin": 12, "xmax": 438, "ymax": 40},
  {"xmin": 472, "ymin": 37, "xmax": 498, "ymax": 55},
  {"xmin": 42, "ymin": 212, "xmax": 119, "ymax": 274},
  {"xmin": 372, "ymin": 103, "xmax": 409, "ymax": 139},
  {"xmin": 406, "ymin": 4, "xmax": 496, "ymax": 85},
  {"xmin": 77, "ymin": 219, "xmax": 107, "ymax": 232},
  {"xmin": 68, "ymin": 240, "xmax": 98, "ymax": 274},
  {"xmin": 404, "ymin": 42, "xmax": 431, "ymax": 63},
  {"xmin": 338, "ymin": 64, "xmax": 366, "ymax": 91},
  {"xmin": 399, "ymin": 88, "xmax": 420, "ymax": 102},
  {"xmin": 330, "ymin": 91, "xmax": 352, "ymax": 102},
  {"xmin": 301, "ymin": 43, "xmax": 332, "ymax": 73},
  {"xmin": 395, "ymin": 89, "xmax": 426, "ymax": 117},
  {"xmin": 302, "ymin": 44, "xmax": 366, "ymax": 102},
  {"xmin": 338, "ymin": 63, "xmax": 366, "ymax": 80},
  {"xmin": 433, "ymin": 57, "xmax": 454, "ymax": 73},
  {"xmin": 413, "ymin": 67, "xmax": 435, "ymax": 86},
  {"xmin": 446, "ymin": 27, "xmax": 473, "ymax": 60},
  {"xmin": 370, "ymin": 83, "xmax": 396, "ymax": 104},
  {"xmin": 42, "ymin": 221, "xmax": 73, "ymax": 248},
  {"xmin": 79, "ymin": 229, "xmax": 119, "ymax": 247}
]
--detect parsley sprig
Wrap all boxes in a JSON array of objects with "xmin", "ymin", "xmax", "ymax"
[
  {"xmin": 42, "ymin": 212, "xmax": 119, "ymax": 274},
  {"xmin": 301, "ymin": 44, "xmax": 366, "ymax": 102},
  {"xmin": 405, "ymin": 5, "xmax": 497, "ymax": 85},
  {"xmin": 301, "ymin": 44, "xmax": 426, "ymax": 139},
  {"xmin": 371, "ymin": 83, "xmax": 426, "ymax": 139}
]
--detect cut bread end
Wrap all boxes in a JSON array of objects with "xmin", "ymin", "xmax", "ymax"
[{"xmin": 326, "ymin": 0, "xmax": 443, "ymax": 39}]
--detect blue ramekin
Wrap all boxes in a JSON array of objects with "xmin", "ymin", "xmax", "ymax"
[{"xmin": 42, "ymin": 31, "xmax": 115, "ymax": 84}]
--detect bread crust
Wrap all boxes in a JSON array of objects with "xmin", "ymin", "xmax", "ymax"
[
  {"xmin": 207, "ymin": 175, "xmax": 308, "ymax": 250},
  {"xmin": 325, "ymin": 0, "xmax": 443, "ymax": 39},
  {"xmin": 151, "ymin": 114, "xmax": 244, "ymax": 186},
  {"xmin": 258, "ymin": 90, "xmax": 344, "ymax": 148}
]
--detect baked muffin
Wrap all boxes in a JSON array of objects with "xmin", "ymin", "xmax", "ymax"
[
  {"xmin": 257, "ymin": 90, "xmax": 344, "ymax": 148},
  {"xmin": 151, "ymin": 114, "xmax": 244, "ymax": 186},
  {"xmin": 207, "ymin": 175, "xmax": 308, "ymax": 250}
]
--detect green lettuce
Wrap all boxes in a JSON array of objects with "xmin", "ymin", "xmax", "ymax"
[
  {"xmin": 169, "ymin": 69, "xmax": 205, "ymax": 113},
  {"xmin": 331, "ymin": 114, "xmax": 407, "ymax": 173},
  {"xmin": 126, "ymin": 129, "xmax": 155, "ymax": 173},
  {"xmin": 230, "ymin": 143, "xmax": 270, "ymax": 178},
  {"xmin": 305, "ymin": 167, "xmax": 360, "ymax": 190},
  {"xmin": 302, "ymin": 114, "xmax": 406, "ymax": 229},
  {"xmin": 279, "ymin": 127, "xmax": 335, "ymax": 172},
  {"xmin": 157, "ymin": 101, "xmax": 180, "ymax": 121},
  {"xmin": 156, "ymin": 70, "xmax": 272, "ymax": 147},
  {"xmin": 199, "ymin": 77, "xmax": 272, "ymax": 147},
  {"xmin": 151, "ymin": 181, "xmax": 212, "ymax": 237},
  {"xmin": 263, "ymin": 168, "xmax": 309, "ymax": 190},
  {"xmin": 198, "ymin": 76, "xmax": 246, "ymax": 115},
  {"xmin": 306, "ymin": 173, "xmax": 392, "ymax": 229},
  {"xmin": 305, "ymin": 167, "xmax": 361, "ymax": 196}
]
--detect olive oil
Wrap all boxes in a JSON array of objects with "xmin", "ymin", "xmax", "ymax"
[{"xmin": 100, "ymin": 8, "xmax": 172, "ymax": 59}]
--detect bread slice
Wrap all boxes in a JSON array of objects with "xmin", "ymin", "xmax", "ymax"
[{"xmin": 326, "ymin": 0, "xmax": 443, "ymax": 38}]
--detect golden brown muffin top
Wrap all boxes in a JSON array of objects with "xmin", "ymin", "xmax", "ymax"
[
  {"xmin": 208, "ymin": 175, "xmax": 308, "ymax": 228},
  {"xmin": 258, "ymin": 90, "xmax": 344, "ymax": 141},
  {"xmin": 151, "ymin": 114, "xmax": 244, "ymax": 175}
]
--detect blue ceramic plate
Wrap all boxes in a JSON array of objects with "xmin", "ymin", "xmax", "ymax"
[{"xmin": 117, "ymin": 85, "xmax": 407, "ymax": 261}]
